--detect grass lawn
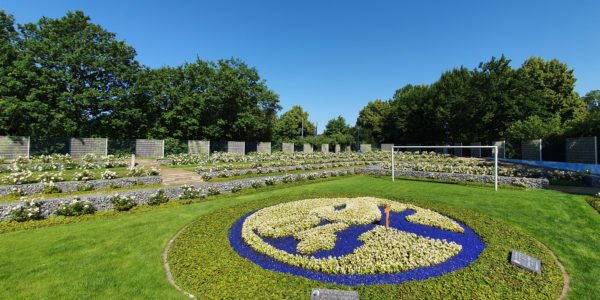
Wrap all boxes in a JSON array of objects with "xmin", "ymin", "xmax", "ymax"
[{"xmin": 0, "ymin": 175, "xmax": 598, "ymax": 299}]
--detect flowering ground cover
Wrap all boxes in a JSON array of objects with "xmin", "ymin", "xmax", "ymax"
[{"xmin": 0, "ymin": 176, "xmax": 597, "ymax": 299}]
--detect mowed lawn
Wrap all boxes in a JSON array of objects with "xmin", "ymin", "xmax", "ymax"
[{"xmin": 0, "ymin": 176, "xmax": 598, "ymax": 299}]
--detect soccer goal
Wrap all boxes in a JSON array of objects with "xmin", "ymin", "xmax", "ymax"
[{"xmin": 391, "ymin": 145, "xmax": 499, "ymax": 191}]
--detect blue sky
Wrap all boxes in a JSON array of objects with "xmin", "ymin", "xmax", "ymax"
[{"xmin": 3, "ymin": 0, "xmax": 600, "ymax": 132}]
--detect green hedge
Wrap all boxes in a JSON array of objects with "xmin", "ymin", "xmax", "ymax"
[{"xmin": 168, "ymin": 196, "xmax": 563, "ymax": 299}]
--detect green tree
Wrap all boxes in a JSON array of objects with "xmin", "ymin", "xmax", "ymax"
[
  {"xmin": 582, "ymin": 90, "xmax": 600, "ymax": 111},
  {"xmin": 356, "ymin": 99, "xmax": 389, "ymax": 145},
  {"xmin": 504, "ymin": 115, "xmax": 563, "ymax": 140},
  {"xmin": 273, "ymin": 105, "xmax": 315, "ymax": 142}
]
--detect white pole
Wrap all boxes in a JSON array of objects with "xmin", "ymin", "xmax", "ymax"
[
  {"xmin": 391, "ymin": 148, "xmax": 395, "ymax": 182},
  {"xmin": 27, "ymin": 136, "xmax": 30, "ymax": 159},
  {"xmin": 494, "ymin": 146, "xmax": 498, "ymax": 192}
]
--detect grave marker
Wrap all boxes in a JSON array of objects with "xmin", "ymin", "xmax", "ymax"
[
  {"xmin": 510, "ymin": 250, "xmax": 541, "ymax": 273},
  {"xmin": 311, "ymin": 289, "xmax": 359, "ymax": 300}
]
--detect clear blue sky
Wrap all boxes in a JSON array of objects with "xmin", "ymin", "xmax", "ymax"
[{"xmin": 3, "ymin": 0, "xmax": 600, "ymax": 132}]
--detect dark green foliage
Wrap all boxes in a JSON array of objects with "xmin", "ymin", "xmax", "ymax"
[
  {"xmin": 109, "ymin": 194, "xmax": 136, "ymax": 211},
  {"xmin": 0, "ymin": 10, "xmax": 280, "ymax": 141},
  {"xmin": 273, "ymin": 105, "xmax": 315, "ymax": 142},
  {"xmin": 168, "ymin": 195, "xmax": 563, "ymax": 299}
]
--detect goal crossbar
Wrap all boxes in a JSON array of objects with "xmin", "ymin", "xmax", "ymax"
[{"xmin": 391, "ymin": 145, "xmax": 499, "ymax": 191}]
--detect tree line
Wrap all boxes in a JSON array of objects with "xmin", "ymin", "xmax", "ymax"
[{"xmin": 1, "ymin": 10, "xmax": 598, "ymax": 148}]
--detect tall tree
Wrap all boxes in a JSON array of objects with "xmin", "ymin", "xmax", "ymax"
[
  {"xmin": 356, "ymin": 99, "xmax": 389, "ymax": 145},
  {"xmin": 273, "ymin": 105, "xmax": 315, "ymax": 142},
  {"xmin": 16, "ymin": 11, "xmax": 140, "ymax": 137}
]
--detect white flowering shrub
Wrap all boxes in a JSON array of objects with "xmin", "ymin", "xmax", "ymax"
[
  {"xmin": 42, "ymin": 181, "xmax": 61, "ymax": 194},
  {"xmin": 179, "ymin": 185, "xmax": 200, "ymax": 200},
  {"xmin": 101, "ymin": 170, "xmax": 118, "ymax": 180},
  {"xmin": 147, "ymin": 189, "xmax": 169, "ymax": 206},
  {"xmin": 10, "ymin": 200, "xmax": 43, "ymax": 222},
  {"xmin": 55, "ymin": 198, "xmax": 96, "ymax": 216},
  {"xmin": 76, "ymin": 182, "xmax": 94, "ymax": 191},
  {"xmin": 109, "ymin": 194, "xmax": 137, "ymax": 211},
  {"xmin": 1, "ymin": 170, "xmax": 33, "ymax": 185},
  {"xmin": 127, "ymin": 166, "xmax": 159, "ymax": 177},
  {"xmin": 36, "ymin": 171, "xmax": 64, "ymax": 183},
  {"xmin": 207, "ymin": 186, "xmax": 220, "ymax": 196},
  {"xmin": 73, "ymin": 170, "xmax": 96, "ymax": 181},
  {"xmin": 231, "ymin": 184, "xmax": 243, "ymax": 193},
  {"xmin": 9, "ymin": 187, "xmax": 24, "ymax": 197}
]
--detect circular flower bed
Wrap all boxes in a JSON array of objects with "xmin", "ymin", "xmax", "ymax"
[
  {"xmin": 230, "ymin": 197, "xmax": 485, "ymax": 285},
  {"xmin": 167, "ymin": 194, "xmax": 563, "ymax": 299}
]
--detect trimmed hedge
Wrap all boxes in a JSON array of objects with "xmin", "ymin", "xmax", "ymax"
[{"xmin": 168, "ymin": 197, "xmax": 563, "ymax": 299}]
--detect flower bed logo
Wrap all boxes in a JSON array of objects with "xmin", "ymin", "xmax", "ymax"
[{"xmin": 229, "ymin": 197, "xmax": 485, "ymax": 285}]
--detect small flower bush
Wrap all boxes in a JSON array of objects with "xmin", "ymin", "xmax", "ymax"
[
  {"xmin": 55, "ymin": 198, "xmax": 96, "ymax": 216},
  {"xmin": 127, "ymin": 166, "xmax": 159, "ymax": 177},
  {"xmin": 10, "ymin": 200, "xmax": 43, "ymax": 222},
  {"xmin": 231, "ymin": 184, "xmax": 243, "ymax": 193},
  {"xmin": 207, "ymin": 186, "xmax": 220, "ymax": 196},
  {"xmin": 9, "ymin": 187, "xmax": 24, "ymax": 197},
  {"xmin": 101, "ymin": 170, "xmax": 118, "ymax": 180},
  {"xmin": 1, "ymin": 170, "xmax": 33, "ymax": 184},
  {"xmin": 179, "ymin": 185, "xmax": 200, "ymax": 200},
  {"xmin": 109, "ymin": 194, "xmax": 137, "ymax": 211},
  {"xmin": 36, "ymin": 171, "xmax": 64, "ymax": 183},
  {"xmin": 42, "ymin": 181, "xmax": 61, "ymax": 194},
  {"xmin": 264, "ymin": 177, "xmax": 276, "ymax": 186},
  {"xmin": 251, "ymin": 181, "xmax": 263, "ymax": 189},
  {"xmin": 147, "ymin": 189, "xmax": 169, "ymax": 206},
  {"xmin": 76, "ymin": 182, "xmax": 94, "ymax": 191},
  {"xmin": 73, "ymin": 170, "xmax": 96, "ymax": 181}
]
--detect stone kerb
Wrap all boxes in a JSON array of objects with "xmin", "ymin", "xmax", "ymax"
[
  {"xmin": 69, "ymin": 138, "xmax": 108, "ymax": 159},
  {"xmin": 303, "ymin": 143, "xmax": 313, "ymax": 153},
  {"xmin": 227, "ymin": 141, "xmax": 245, "ymax": 155},
  {"xmin": 0, "ymin": 136, "xmax": 29, "ymax": 160},
  {"xmin": 470, "ymin": 142, "xmax": 481, "ymax": 157},
  {"xmin": 566, "ymin": 136, "xmax": 597, "ymax": 164},
  {"xmin": 522, "ymin": 139, "xmax": 542, "ymax": 161},
  {"xmin": 136, "ymin": 139, "xmax": 164, "ymax": 158},
  {"xmin": 188, "ymin": 140, "xmax": 210, "ymax": 155},
  {"xmin": 321, "ymin": 144, "xmax": 329, "ymax": 153},
  {"xmin": 257, "ymin": 142, "xmax": 271, "ymax": 154},
  {"xmin": 381, "ymin": 144, "xmax": 394, "ymax": 152},
  {"xmin": 360, "ymin": 144, "xmax": 372, "ymax": 152},
  {"xmin": 282, "ymin": 143, "xmax": 294, "ymax": 153}
]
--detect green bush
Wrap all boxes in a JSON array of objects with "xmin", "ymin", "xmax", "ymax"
[
  {"xmin": 231, "ymin": 184, "xmax": 243, "ymax": 193},
  {"xmin": 207, "ymin": 187, "xmax": 221, "ymax": 196},
  {"xmin": 42, "ymin": 182, "xmax": 61, "ymax": 194},
  {"xmin": 55, "ymin": 198, "xmax": 96, "ymax": 216},
  {"xmin": 76, "ymin": 182, "xmax": 94, "ymax": 191},
  {"xmin": 109, "ymin": 194, "xmax": 137, "ymax": 211},
  {"xmin": 147, "ymin": 190, "xmax": 169, "ymax": 206},
  {"xmin": 10, "ymin": 201, "xmax": 44, "ymax": 222}
]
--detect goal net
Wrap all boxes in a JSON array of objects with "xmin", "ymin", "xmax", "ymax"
[{"xmin": 391, "ymin": 145, "xmax": 499, "ymax": 191}]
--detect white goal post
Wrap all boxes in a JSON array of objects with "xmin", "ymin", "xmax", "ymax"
[{"xmin": 391, "ymin": 145, "xmax": 499, "ymax": 191}]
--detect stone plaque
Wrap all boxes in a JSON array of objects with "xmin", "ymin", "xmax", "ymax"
[
  {"xmin": 311, "ymin": 289, "xmax": 359, "ymax": 300},
  {"xmin": 510, "ymin": 250, "xmax": 541, "ymax": 273}
]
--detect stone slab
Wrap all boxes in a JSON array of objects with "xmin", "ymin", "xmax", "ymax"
[
  {"xmin": 282, "ymin": 143, "xmax": 294, "ymax": 153},
  {"xmin": 303, "ymin": 143, "xmax": 313, "ymax": 153},
  {"xmin": 566, "ymin": 136, "xmax": 597, "ymax": 164},
  {"xmin": 381, "ymin": 143, "xmax": 394, "ymax": 152},
  {"xmin": 360, "ymin": 144, "xmax": 371, "ymax": 152},
  {"xmin": 257, "ymin": 142, "xmax": 271, "ymax": 154},
  {"xmin": 510, "ymin": 250, "xmax": 542, "ymax": 273},
  {"xmin": 321, "ymin": 144, "xmax": 329, "ymax": 153},
  {"xmin": 188, "ymin": 140, "xmax": 210, "ymax": 155},
  {"xmin": 228, "ymin": 141, "xmax": 245, "ymax": 155},
  {"xmin": 311, "ymin": 289, "xmax": 359, "ymax": 300},
  {"xmin": 69, "ymin": 138, "xmax": 107, "ymax": 159},
  {"xmin": 0, "ymin": 136, "xmax": 29, "ymax": 160},
  {"xmin": 522, "ymin": 139, "xmax": 542, "ymax": 161},
  {"xmin": 135, "ymin": 139, "xmax": 164, "ymax": 159}
]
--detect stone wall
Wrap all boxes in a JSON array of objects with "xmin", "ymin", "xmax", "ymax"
[
  {"xmin": 69, "ymin": 138, "xmax": 107, "ymax": 159},
  {"xmin": 493, "ymin": 140, "xmax": 506, "ymax": 158},
  {"xmin": 566, "ymin": 137, "xmax": 597, "ymax": 164},
  {"xmin": 303, "ymin": 143, "xmax": 313, "ymax": 153},
  {"xmin": 257, "ymin": 142, "xmax": 271, "ymax": 154},
  {"xmin": 227, "ymin": 141, "xmax": 245, "ymax": 155},
  {"xmin": 188, "ymin": 140, "xmax": 210, "ymax": 155},
  {"xmin": 522, "ymin": 139, "xmax": 542, "ymax": 161},
  {"xmin": 135, "ymin": 139, "xmax": 164, "ymax": 158},
  {"xmin": 0, "ymin": 136, "xmax": 29, "ymax": 160},
  {"xmin": 282, "ymin": 143, "xmax": 294, "ymax": 153},
  {"xmin": 0, "ymin": 169, "xmax": 356, "ymax": 222},
  {"xmin": 381, "ymin": 144, "xmax": 394, "ymax": 152},
  {"xmin": 0, "ymin": 176, "xmax": 162, "ymax": 198},
  {"xmin": 360, "ymin": 168, "xmax": 548, "ymax": 189}
]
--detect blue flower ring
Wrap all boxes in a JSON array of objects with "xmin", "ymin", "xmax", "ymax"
[{"xmin": 229, "ymin": 197, "xmax": 485, "ymax": 285}]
